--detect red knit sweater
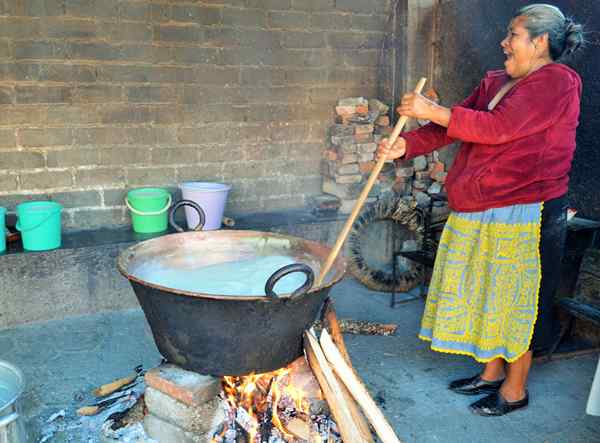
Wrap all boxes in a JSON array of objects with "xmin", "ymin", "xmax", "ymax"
[{"xmin": 401, "ymin": 63, "xmax": 582, "ymax": 212}]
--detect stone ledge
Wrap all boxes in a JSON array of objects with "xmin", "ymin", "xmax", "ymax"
[
  {"xmin": 2, "ymin": 209, "xmax": 346, "ymax": 256},
  {"xmin": 0, "ymin": 209, "xmax": 346, "ymax": 329}
]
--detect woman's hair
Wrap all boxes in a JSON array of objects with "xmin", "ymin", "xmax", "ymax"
[{"xmin": 516, "ymin": 4, "xmax": 585, "ymax": 61}]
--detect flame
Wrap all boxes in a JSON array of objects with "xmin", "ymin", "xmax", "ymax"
[{"xmin": 215, "ymin": 364, "xmax": 313, "ymax": 442}]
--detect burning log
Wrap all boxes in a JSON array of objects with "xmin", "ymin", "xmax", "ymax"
[
  {"xmin": 304, "ymin": 329, "xmax": 371, "ymax": 443},
  {"xmin": 320, "ymin": 330, "xmax": 401, "ymax": 443}
]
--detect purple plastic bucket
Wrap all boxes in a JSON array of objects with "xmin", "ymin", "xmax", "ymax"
[{"xmin": 180, "ymin": 182, "xmax": 231, "ymax": 230}]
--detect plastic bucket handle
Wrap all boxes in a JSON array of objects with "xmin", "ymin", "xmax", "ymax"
[
  {"xmin": 125, "ymin": 195, "xmax": 172, "ymax": 216},
  {"xmin": 16, "ymin": 206, "xmax": 61, "ymax": 233}
]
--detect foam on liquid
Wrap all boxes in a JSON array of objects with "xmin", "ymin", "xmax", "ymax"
[{"xmin": 134, "ymin": 255, "xmax": 310, "ymax": 296}]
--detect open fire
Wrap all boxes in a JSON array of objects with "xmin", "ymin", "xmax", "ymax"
[{"xmin": 211, "ymin": 358, "xmax": 341, "ymax": 443}]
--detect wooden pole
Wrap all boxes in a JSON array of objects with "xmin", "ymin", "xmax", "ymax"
[
  {"xmin": 315, "ymin": 78, "xmax": 427, "ymax": 287},
  {"xmin": 320, "ymin": 329, "xmax": 402, "ymax": 443},
  {"xmin": 304, "ymin": 330, "xmax": 369, "ymax": 443}
]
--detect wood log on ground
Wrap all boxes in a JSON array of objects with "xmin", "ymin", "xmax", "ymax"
[
  {"xmin": 304, "ymin": 330, "xmax": 369, "ymax": 443},
  {"xmin": 320, "ymin": 330, "xmax": 402, "ymax": 443},
  {"xmin": 93, "ymin": 374, "xmax": 137, "ymax": 397}
]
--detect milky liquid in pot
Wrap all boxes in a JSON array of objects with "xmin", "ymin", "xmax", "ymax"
[
  {"xmin": 0, "ymin": 385, "xmax": 12, "ymax": 409},
  {"xmin": 133, "ymin": 255, "xmax": 310, "ymax": 296}
]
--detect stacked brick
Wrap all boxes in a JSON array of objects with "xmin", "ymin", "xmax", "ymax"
[
  {"xmin": 318, "ymin": 97, "xmax": 449, "ymax": 213},
  {"xmin": 320, "ymin": 97, "xmax": 392, "ymax": 213}
]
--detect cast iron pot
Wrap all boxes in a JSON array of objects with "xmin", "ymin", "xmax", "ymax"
[{"xmin": 118, "ymin": 201, "xmax": 346, "ymax": 376}]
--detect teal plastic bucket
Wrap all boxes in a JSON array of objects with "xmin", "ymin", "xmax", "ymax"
[
  {"xmin": 0, "ymin": 207, "xmax": 6, "ymax": 253},
  {"xmin": 16, "ymin": 201, "xmax": 62, "ymax": 251},
  {"xmin": 126, "ymin": 188, "xmax": 172, "ymax": 234}
]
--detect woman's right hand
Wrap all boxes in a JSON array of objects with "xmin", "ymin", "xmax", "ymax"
[{"xmin": 376, "ymin": 137, "xmax": 406, "ymax": 161}]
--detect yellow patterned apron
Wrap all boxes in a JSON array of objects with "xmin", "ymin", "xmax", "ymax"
[{"xmin": 419, "ymin": 203, "xmax": 543, "ymax": 362}]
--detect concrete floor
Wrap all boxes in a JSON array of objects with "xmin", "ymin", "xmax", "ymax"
[{"xmin": 2, "ymin": 277, "xmax": 599, "ymax": 442}]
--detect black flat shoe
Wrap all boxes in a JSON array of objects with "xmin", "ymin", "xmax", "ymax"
[
  {"xmin": 469, "ymin": 391, "xmax": 529, "ymax": 417},
  {"xmin": 448, "ymin": 375, "xmax": 504, "ymax": 396}
]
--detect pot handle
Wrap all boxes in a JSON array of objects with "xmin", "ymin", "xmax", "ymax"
[
  {"xmin": 265, "ymin": 263, "xmax": 314, "ymax": 299},
  {"xmin": 169, "ymin": 200, "xmax": 206, "ymax": 233},
  {"xmin": 0, "ymin": 411, "xmax": 18, "ymax": 427}
]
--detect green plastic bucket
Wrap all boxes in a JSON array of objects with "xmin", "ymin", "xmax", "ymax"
[
  {"xmin": 126, "ymin": 188, "xmax": 172, "ymax": 234},
  {"xmin": 16, "ymin": 201, "xmax": 62, "ymax": 251},
  {"xmin": 0, "ymin": 207, "xmax": 6, "ymax": 253}
]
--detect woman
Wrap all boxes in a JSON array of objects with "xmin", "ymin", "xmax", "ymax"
[{"xmin": 377, "ymin": 4, "xmax": 585, "ymax": 416}]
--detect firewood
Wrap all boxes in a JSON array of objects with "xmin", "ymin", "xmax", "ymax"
[
  {"xmin": 322, "ymin": 301, "xmax": 374, "ymax": 442},
  {"xmin": 304, "ymin": 330, "xmax": 369, "ymax": 443},
  {"xmin": 320, "ymin": 330, "xmax": 402, "ymax": 443},
  {"xmin": 286, "ymin": 417, "xmax": 310, "ymax": 440},
  {"xmin": 322, "ymin": 300, "xmax": 352, "ymax": 366},
  {"xmin": 77, "ymin": 405, "xmax": 100, "ymax": 416},
  {"xmin": 92, "ymin": 374, "xmax": 137, "ymax": 397}
]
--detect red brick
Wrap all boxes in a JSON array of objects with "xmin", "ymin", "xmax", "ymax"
[
  {"xmin": 355, "ymin": 105, "xmax": 368, "ymax": 115},
  {"xmin": 335, "ymin": 105, "xmax": 355, "ymax": 116},
  {"xmin": 428, "ymin": 161, "xmax": 445, "ymax": 179},
  {"xmin": 144, "ymin": 364, "xmax": 221, "ymax": 407}
]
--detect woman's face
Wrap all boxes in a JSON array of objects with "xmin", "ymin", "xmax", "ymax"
[{"xmin": 501, "ymin": 16, "xmax": 546, "ymax": 79}]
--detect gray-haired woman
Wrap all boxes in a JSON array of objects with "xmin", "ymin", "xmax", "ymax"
[{"xmin": 378, "ymin": 4, "xmax": 585, "ymax": 416}]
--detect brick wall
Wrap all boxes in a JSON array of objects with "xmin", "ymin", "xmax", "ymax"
[{"xmin": 0, "ymin": 0, "xmax": 395, "ymax": 230}]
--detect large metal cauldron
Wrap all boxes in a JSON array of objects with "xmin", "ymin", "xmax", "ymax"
[{"xmin": 118, "ymin": 230, "xmax": 346, "ymax": 376}]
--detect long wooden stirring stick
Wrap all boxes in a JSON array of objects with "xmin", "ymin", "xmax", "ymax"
[{"xmin": 315, "ymin": 77, "xmax": 428, "ymax": 287}]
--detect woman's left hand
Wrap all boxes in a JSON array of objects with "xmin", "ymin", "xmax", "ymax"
[{"xmin": 397, "ymin": 92, "xmax": 438, "ymax": 121}]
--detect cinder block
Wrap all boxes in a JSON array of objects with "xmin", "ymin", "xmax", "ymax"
[
  {"xmin": 126, "ymin": 167, "xmax": 175, "ymax": 186},
  {"xmin": 0, "ymin": 151, "xmax": 44, "ymax": 170},
  {"xmin": 20, "ymin": 170, "xmax": 72, "ymax": 190},
  {"xmin": 0, "ymin": 128, "xmax": 16, "ymax": 148},
  {"xmin": 47, "ymin": 148, "xmax": 99, "ymax": 168},
  {"xmin": 73, "ymin": 85, "xmax": 122, "ymax": 103},
  {"xmin": 144, "ymin": 414, "xmax": 202, "ymax": 443},
  {"xmin": 282, "ymin": 31, "xmax": 326, "ymax": 49},
  {"xmin": 0, "ymin": 173, "xmax": 17, "ymax": 192},
  {"xmin": 153, "ymin": 25, "xmax": 201, "ymax": 43},
  {"xmin": 75, "ymin": 168, "xmax": 125, "ymax": 187},
  {"xmin": 48, "ymin": 190, "xmax": 101, "ymax": 208},
  {"xmin": 268, "ymin": 11, "xmax": 309, "ymax": 29},
  {"xmin": 15, "ymin": 86, "xmax": 71, "ymax": 104},
  {"xmin": 152, "ymin": 147, "xmax": 199, "ymax": 166},
  {"xmin": 144, "ymin": 386, "xmax": 223, "ymax": 435},
  {"xmin": 15, "ymin": 41, "xmax": 66, "ymax": 59},
  {"xmin": 223, "ymin": 8, "xmax": 266, "ymax": 27},
  {"xmin": 172, "ymin": 5, "xmax": 221, "ymax": 26},
  {"xmin": 311, "ymin": 12, "xmax": 350, "ymax": 30},
  {"xmin": 19, "ymin": 128, "xmax": 73, "ymax": 147},
  {"xmin": 351, "ymin": 13, "xmax": 388, "ymax": 31},
  {"xmin": 99, "ymin": 147, "xmax": 150, "ymax": 166},
  {"xmin": 41, "ymin": 18, "xmax": 96, "ymax": 39}
]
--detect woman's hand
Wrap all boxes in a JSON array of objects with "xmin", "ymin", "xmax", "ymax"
[
  {"xmin": 397, "ymin": 92, "xmax": 438, "ymax": 120},
  {"xmin": 376, "ymin": 137, "xmax": 406, "ymax": 161},
  {"xmin": 396, "ymin": 93, "xmax": 451, "ymax": 127}
]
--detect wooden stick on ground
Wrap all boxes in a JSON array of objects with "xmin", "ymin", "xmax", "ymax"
[
  {"xmin": 320, "ymin": 329, "xmax": 402, "ymax": 443},
  {"xmin": 92, "ymin": 374, "xmax": 137, "ymax": 397},
  {"xmin": 304, "ymin": 330, "xmax": 370, "ymax": 443},
  {"xmin": 315, "ymin": 78, "xmax": 428, "ymax": 287}
]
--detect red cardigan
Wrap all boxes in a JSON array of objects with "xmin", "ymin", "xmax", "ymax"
[{"xmin": 402, "ymin": 63, "xmax": 582, "ymax": 212}]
